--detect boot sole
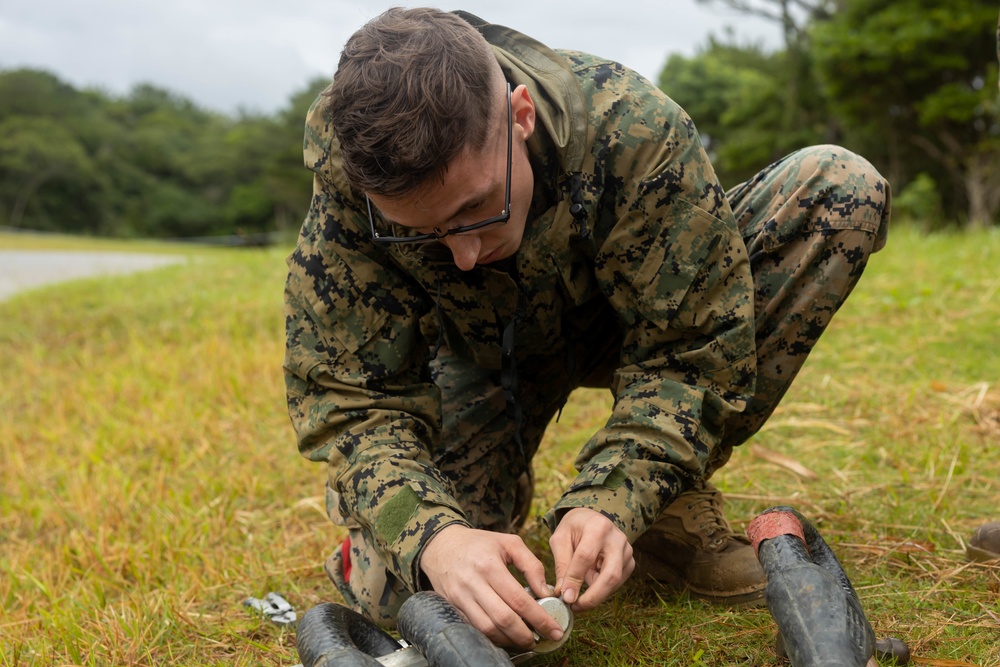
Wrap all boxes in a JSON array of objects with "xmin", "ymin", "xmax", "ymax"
[
  {"xmin": 690, "ymin": 586, "xmax": 766, "ymax": 608},
  {"xmin": 634, "ymin": 564, "xmax": 767, "ymax": 608}
]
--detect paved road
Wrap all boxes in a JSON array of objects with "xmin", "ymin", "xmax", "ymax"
[{"xmin": 0, "ymin": 250, "xmax": 184, "ymax": 301}]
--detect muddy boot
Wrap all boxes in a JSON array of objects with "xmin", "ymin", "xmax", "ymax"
[
  {"xmin": 633, "ymin": 481, "xmax": 766, "ymax": 606},
  {"xmin": 967, "ymin": 522, "xmax": 1000, "ymax": 562}
]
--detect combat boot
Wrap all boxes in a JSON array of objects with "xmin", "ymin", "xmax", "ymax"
[
  {"xmin": 967, "ymin": 521, "xmax": 1000, "ymax": 562},
  {"xmin": 633, "ymin": 481, "xmax": 766, "ymax": 606}
]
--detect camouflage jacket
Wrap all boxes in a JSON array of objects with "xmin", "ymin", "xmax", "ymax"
[{"xmin": 284, "ymin": 13, "xmax": 756, "ymax": 592}]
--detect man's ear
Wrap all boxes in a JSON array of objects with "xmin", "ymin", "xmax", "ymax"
[{"xmin": 511, "ymin": 84, "xmax": 536, "ymax": 141}]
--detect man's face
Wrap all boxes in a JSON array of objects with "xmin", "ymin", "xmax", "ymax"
[{"xmin": 366, "ymin": 84, "xmax": 536, "ymax": 272}]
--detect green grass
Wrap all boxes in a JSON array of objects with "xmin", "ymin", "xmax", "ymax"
[
  {"xmin": 1, "ymin": 225, "xmax": 998, "ymax": 666},
  {"xmin": 0, "ymin": 231, "xmax": 217, "ymax": 254}
]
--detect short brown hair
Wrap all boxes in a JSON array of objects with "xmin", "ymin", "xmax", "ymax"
[{"xmin": 326, "ymin": 8, "xmax": 500, "ymax": 198}]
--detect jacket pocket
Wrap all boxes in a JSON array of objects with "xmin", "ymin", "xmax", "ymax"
[{"xmin": 631, "ymin": 199, "xmax": 730, "ymax": 329}]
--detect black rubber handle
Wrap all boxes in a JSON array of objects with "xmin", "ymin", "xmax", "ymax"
[
  {"xmin": 397, "ymin": 592, "xmax": 514, "ymax": 667},
  {"xmin": 295, "ymin": 602, "xmax": 403, "ymax": 667},
  {"xmin": 750, "ymin": 506, "xmax": 876, "ymax": 667}
]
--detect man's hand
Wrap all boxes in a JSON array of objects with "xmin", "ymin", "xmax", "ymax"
[
  {"xmin": 550, "ymin": 508, "xmax": 635, "ymax": 611},
  {"xmin": 419, "ymin": 524, "xmax": 565, "ymax": 649}
]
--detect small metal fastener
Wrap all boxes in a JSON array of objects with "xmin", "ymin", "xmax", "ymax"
[
  {"xmin": 243, "ymin": 592, "xmax": 297, "ymax": 626},
  {"xmin": 374, "ymin": 646, "xmax": 427, "ymax": 666}
]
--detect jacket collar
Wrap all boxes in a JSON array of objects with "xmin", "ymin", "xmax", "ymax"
[{"xmin": 453, "ymin": 11, "xmax": 588, "ymax": 177}]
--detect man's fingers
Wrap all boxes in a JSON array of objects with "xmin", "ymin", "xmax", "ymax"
[
  {"xmin": 549, "ymin": 528, "xmax": 575, "ymax": 599},
  {"xmin": 503, "ymin": 543, "xmax": 563, "ymax": 642},
  {"xmin": 497, "ymin": 576, "xmax": 564, "ymax": 644},
  {"xmin": 574, "ymin": 541, "xmax": 634, "ymax": 611},
  {"xmin": 445, "ymin": 576, "xmax": 536, "ymax": 649},
  {"xmin": 457, "ymin": 594, "xmax": 528, "ymax": 648},
  {"xmin": 507, "ymin": 540, "xmax": 551, "ymax": 600},
  {"xmin": 456, "ymin": 535, "xmax": 562, "ymax": 648},
  {"xmin": 548, "ymin": 509, "xmax": 635, "ymax": 609},
  {"xmin": 624, "ymin": 543, "xmax": 636, "ymax": 577},
  {"xmin": 574, "ymin": 553, "xmax": 621, "ymax": 610},
  {"xmin": 475, "ymin": 582, "xmax": 565, "ymax": 649},
  {"xmin": 559, "ymin": 540, "xmax": 601, "ymax": 605}
]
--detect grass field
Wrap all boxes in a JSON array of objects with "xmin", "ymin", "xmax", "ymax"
[{"xmin": 1, "ymin": 226, "xmax": 998, "ymax": 666}]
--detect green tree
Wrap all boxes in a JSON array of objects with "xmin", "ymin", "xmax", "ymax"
[
  {"xmin": 0, "ymin": 68, "xmax": 87, "ymax": 120},
  {"xmin": 659, "ymin": 39, "xmax": 828, "ymax": 187},
  {"xmin": 219, "ymin": 77, "xmax": 325, "ymax": 237},
  {"xmin": 0, "ymin": 70, "xmax": 114, "ymax": 232},
  {"xmin": 0, "ymin": 117, "xmax": 86, "ymax": 229},
  {"xmin": 813, "ymin": 0, "xmax": 1000, "ymax": 227},
  {"xmin": 267, "ymin": 77, "xmax": 329, "ymax": 232},
  {"xmin": 691, "ymin": 1, "xmax": 842, "ymax": 163},
  {"xmin": 109, "ymin": 84, "xmax": 237, "ymax": 237}
]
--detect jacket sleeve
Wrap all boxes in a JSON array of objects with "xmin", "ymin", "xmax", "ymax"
[
  {"xmin": 283, "ymin": 99, "xmax": 471, "ymax": 591},
  {"xmin": 545, "ymin": 61, "xmax": 757, "ymax": 542}
]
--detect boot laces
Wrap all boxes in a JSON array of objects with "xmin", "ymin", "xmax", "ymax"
[{"xmin": 686, "ymin": 491, "xmax": 730, "ymax": 549}]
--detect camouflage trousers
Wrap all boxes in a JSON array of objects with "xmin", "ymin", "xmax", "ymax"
[{"xmin": 325, "ymin": 144, "xmax": 891, "ymax": 626}]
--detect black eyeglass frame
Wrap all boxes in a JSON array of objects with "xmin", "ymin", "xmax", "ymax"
[{"xmin": 366, "ymin": 83, "xmax": 513, "ymax": 244}]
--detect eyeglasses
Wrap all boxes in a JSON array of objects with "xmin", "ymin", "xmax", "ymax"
[{"xmin": 367, "ymin": 83, "xmax": 512, "ymax": 244}]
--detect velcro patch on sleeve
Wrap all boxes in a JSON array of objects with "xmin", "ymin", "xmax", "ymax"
[
  {"xmin": 603, "ymin": 465, "xmax": 628, "ymax": 490},
  {"xmin": 375, "ymin": 485, "xmax": 422, "ymax": 545}
]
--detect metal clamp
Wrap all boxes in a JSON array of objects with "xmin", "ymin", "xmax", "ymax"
[{"xmin": 244, "ymin": 592, "xmax": 297, "ymax": 626}]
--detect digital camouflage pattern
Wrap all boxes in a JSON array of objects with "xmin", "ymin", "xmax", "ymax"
[{"xmin": 284, "ymin": 12, "xmax": 891, "ymax": 622}]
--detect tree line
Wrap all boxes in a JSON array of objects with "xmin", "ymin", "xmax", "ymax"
[
  {"xmin": 0, "ymin": 69, "xmax": 325, "ymax": 240},
  {"xmin": 1, "ymin": 0, "xmax": 997, "ymax": 239},
  {"xmin": 669, "ymin": 0, "xmax": 998, "ymax": 229}
]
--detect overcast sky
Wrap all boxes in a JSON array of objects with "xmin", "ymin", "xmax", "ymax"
[{"xmin": 0, "ymin": 1, "xmax": 783, "ymax": 116}]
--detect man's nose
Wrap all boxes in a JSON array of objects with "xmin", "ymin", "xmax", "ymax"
[{"xmin": 446, "ymin": 234, "xmax": 482, "ymax": 271}]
